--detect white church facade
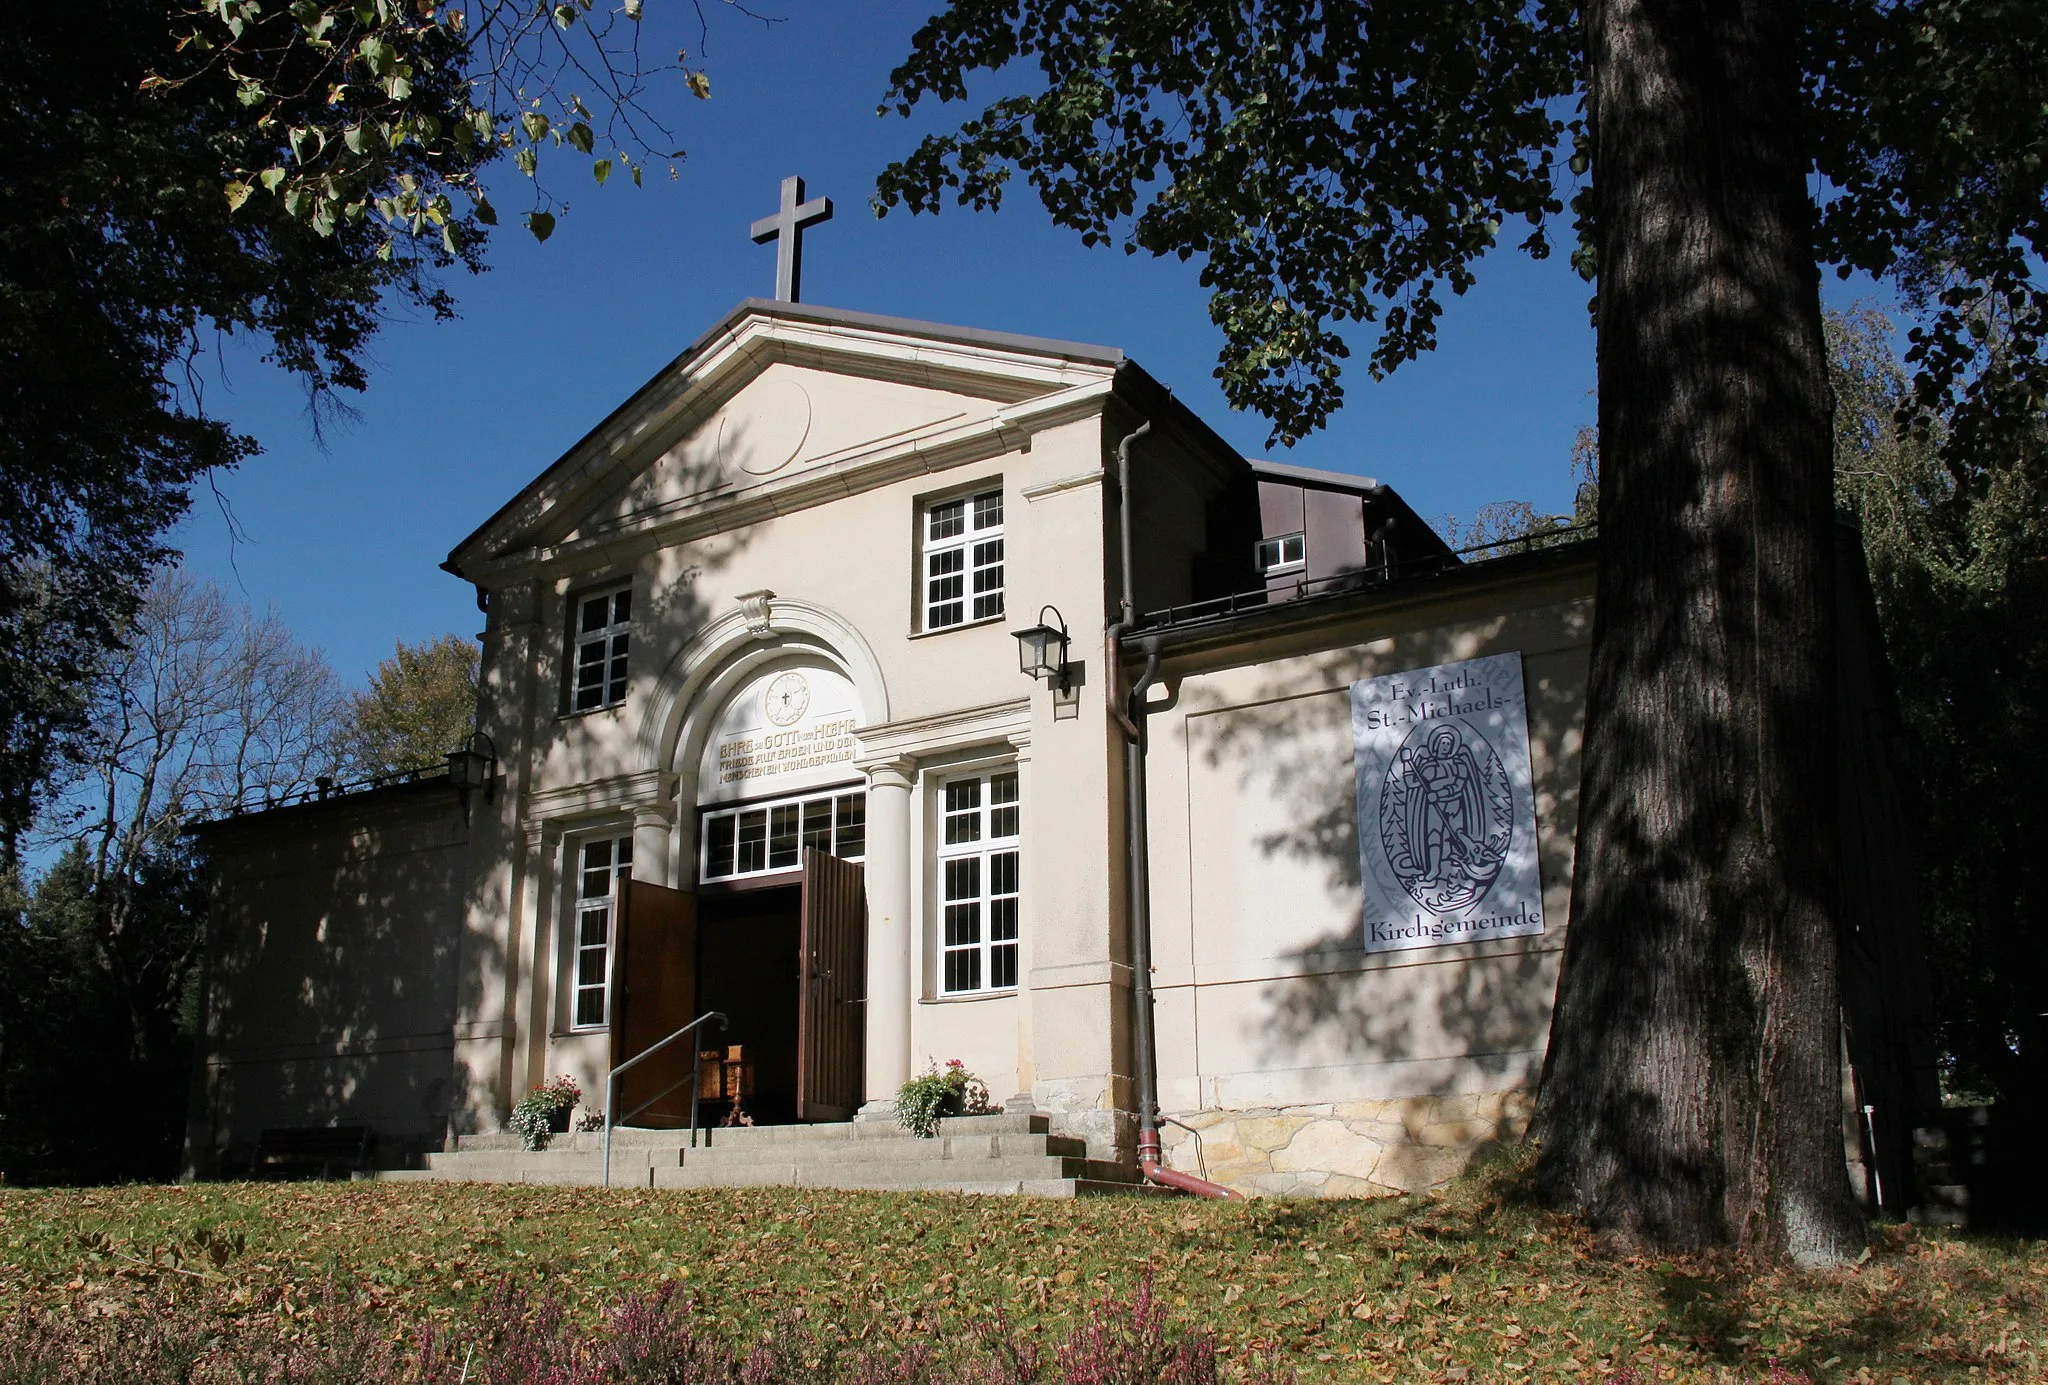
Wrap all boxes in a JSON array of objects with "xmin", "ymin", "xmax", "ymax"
[{"xmin": 184, "ymin": 295, "xmax": 1777, "ymax": 1197}]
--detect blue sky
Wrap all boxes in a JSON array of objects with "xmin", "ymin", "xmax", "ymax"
[{"xmin": 175, "ymin": 1, "xmax": 1609, "ymax": 687}]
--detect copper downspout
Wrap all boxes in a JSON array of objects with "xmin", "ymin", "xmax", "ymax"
[
  {"xmin": 1105, "ymin": 422, "xmax": 1150, "ymax": 742},
  {"xmin": 1110, "ymin": 421, "xmax": 1240, "ymax": 1200}
]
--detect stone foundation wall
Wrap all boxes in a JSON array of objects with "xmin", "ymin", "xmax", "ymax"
[{"xmin": 1158, "ymin": 1090, "xmax": 1533, "ymax": 1198}]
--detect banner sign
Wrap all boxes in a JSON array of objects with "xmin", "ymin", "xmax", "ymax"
[{"xmin": 1349, "ymin": 652, "xmax": 1546, "ymax": 953}]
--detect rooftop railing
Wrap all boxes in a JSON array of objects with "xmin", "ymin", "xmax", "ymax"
[
  {"xmin": 1131, "ymin": 522, "xmax": 1596, "ymax": 634},
  {"xmin": 207, "ymin": 759, "xmax": 451, "ymax": 822}
]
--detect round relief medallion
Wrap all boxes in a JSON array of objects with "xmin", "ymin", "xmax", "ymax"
[
  {"xmin": 718, "ymin": 375, "xmax": 813, "ymax": 476},
  {"xmin": 764, "ymin": 671, "xmax": 812, "ymax": 726}
]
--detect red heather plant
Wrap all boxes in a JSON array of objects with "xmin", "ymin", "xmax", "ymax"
[
  {"xmin": 0, "ymin": 1270, "xmax": 1811, "ymax": 1385},
  {"xmin": 602, "ymin": 1283, "xmax": 749, "ymax": 1384},
  {"xmin": 1053, "ymin": 1277, "xmax": 1222, "ymax": 1385},
  {"xmin": 450, "ymin": 1279, "xmax": 603, "ymax": 1385}
]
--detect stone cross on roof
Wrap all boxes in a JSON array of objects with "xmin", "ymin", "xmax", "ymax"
[{"xmin": 750, "ymin": 175, "xmax": 833, "ymax": 303}]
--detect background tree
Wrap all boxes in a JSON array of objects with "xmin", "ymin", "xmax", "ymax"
[
  {"xmin": 64, "ymin": 570, "xmax": 343, "ymax": 895},
  {"xmin": 2, "ymin": 0, "xmax": 447, "ymax": 858},
  {"xmin": 877, "ymin": 0, "xmax": 2046, "ymax": 1260},
  {"xmin": 335, "ymin": 633, "xmax": 482, "ymax": 777},
  {"xmin": 0, "ymin": 0, "xmax": 720, "ymax": 859},
  {"xmin": 0, "ymin": 845, "xmax": 206, "ymax": 1183},
  {"xmin": 1511, "ymin": 305, "xmax": 2043, "ymax": 1107},
  {"xmin": 1828, "ymin": 306, "xmax": 2048, "ymax": 1108},
  {"xmin": 0, "ymin": 571, "xmax": 341, "ymax": 1183}
]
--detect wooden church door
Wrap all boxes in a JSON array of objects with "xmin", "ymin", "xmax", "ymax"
[
  {"xmin": 608, "ymin": 880, "xmax": 699, "ymax": 1127},
  {"xmin": 797, "ymin": 847, "xmax": 866, "ymax": 1121}
]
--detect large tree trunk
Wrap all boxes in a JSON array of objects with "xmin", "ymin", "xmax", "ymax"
[{"xmin": 1532, "ymin": 0, "xmax": 1866, "ymax": 1263}]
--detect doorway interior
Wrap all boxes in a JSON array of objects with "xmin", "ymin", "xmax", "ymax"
[
  {"xmin": 695, "ymin": 884, "xmax": 802, "ymax": 1126},
  {"xmin": 609, "ymin": 846, "xmax": 865, "ymax": 1129}
]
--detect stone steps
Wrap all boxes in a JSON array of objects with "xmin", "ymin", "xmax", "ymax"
[
  {"xmin": 381, "ymin": 1114, "xmax": 1168, "ymax": 1197},
  {"xmin": 670, "ymin": 1133, "xmax": 1092, "ymax": 1166}
]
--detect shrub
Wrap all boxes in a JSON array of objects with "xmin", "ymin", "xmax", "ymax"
[
  {"xmin": 894, "ymin": 1059, "xmax": 991, "ymax": 1138},
  {"xmin": 508, "ymin": 1074, "xmax": 582, "ymax": 1152}
]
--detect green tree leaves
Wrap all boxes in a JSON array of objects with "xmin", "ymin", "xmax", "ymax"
[
  {"xmin": 1829, "ymin": 305, "xmax": 2048, "ymax": 1105},
  {"xmin": 877, "ymin": 0, "xmax": 1581, "ymax": 447},
  {"xmin": 879, "ymin": 1, "xmax": 2046, "ymax": 464},
  {"xmin": 2, "ymin": 2, "xmax": 730, "ymax": 847},
  {"xmin": 157, "ymin": 0, "xmax": 714, "ymax": 254},
  {"xmin": 0, "ymin": 844, "xmax": 206, "ymax": 1184},
  {"xmin": 1809, "ymin": 0, "xmax": 2048, "ymax": 473}
]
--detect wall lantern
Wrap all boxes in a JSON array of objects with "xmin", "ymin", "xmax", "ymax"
[
  {"xmin": 447, "ymin": 730, "xmax": 498, "ymax": 822},
  {"xmin": 1012, "ymin": 606, "xmax": 1072, "ymax": 692}
]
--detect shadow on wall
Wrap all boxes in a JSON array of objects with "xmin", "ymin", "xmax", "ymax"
[
  {"xmin": 191, "ymin": 781, "xmax": 485, "ymax": 1175},
  {"xmin": 510, "ymin": 404, "xmax": 774, "ymax": 791},
  {"xmin": 1152, "ymin": 618, "xmax": 1589, "ymax": 1196},
  {"xmin": 1183, "ymin": 625, "xmax": 1587, "ymax": 1095},
  {"xmin": 188, "ymin": 407, "xmax": 798, "ymax": 1170},
  {"xmin": 451, "ymin": 409, "xmax": 775, "ymax": 1124}
]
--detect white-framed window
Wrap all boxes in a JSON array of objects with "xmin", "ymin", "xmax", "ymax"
[
  {"xmin": 570, "ymin": 833, "xmax": 633, "ymax": 1028},
  {"xmin": 936, "ymin": 769, "xmax": 1020, "ymax": 995},
  {"xmin": 571, "ymin": 583, "xmax": 632, "ymax": 712},
  {"xmin": 700, "ymin": 787, "xmax": 866, "ymax": 882},
  {"xmin": 922, "ymin": 487, "xmax": 1005, "ymax": 630},
  {"xmin": 1257, "ymin": 532, "xmax": 1306, "ymax": 576}
]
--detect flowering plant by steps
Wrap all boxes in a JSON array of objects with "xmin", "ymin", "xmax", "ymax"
[
  {"xmin": 894, "ymin": 1057, "xmax": 992, "ymax": 1138},
  {"xmin": 509, "ymin": 1074, "xmax": 582, "ymax": 1152}
]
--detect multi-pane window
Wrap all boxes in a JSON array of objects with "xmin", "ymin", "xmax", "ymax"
[
  {"xmin": 571, "ymin": 584, "xmax": 632, "ymax": 712},
  {"xmin": 922, "ymin": 488, "xmax": 1005, "ymax": 630},
  {"xmin": 700, "ymin": 788, "xmax": 866, "ymax": 882},
  {"xmin": 571, "ymin": 834, "xmax": 633, "ymax": 1029},
  {"xmin": 936, "ymin": 770, "xmax": 1020, "ymax": 995},
  {"xmin": 1256, "ymin": 532, "xmax": 1306, "ymax": 576}
]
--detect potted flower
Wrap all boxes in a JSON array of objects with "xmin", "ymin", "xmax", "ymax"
[
  {"xmin": 509, "ymin": 1075, "xmax": 582, "ymax": 1152},
  {"xmin": 893, "ymin": 1058, "xmax": 992, "ymax": 1138}
]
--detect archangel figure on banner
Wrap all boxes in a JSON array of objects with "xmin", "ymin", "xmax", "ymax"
[{"xmin": 1380, "ymin": 721, "xmax": 1515, "ymax": 913}]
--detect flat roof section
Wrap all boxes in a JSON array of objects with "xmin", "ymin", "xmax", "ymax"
[{"xmin": 1250, "ymin": 456, "xmax": 1384, "ymax": 494}]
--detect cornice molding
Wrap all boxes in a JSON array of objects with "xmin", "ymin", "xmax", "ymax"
[
  {"xmin": 1140, "ymin": 547, "xmax": 1600, "ymax": 680},
  {"xmin": 1021, "ymin": 467, "xmax": 1106, "ymax": 502},
  {"xmin": 853, "ymin": 697, "xmax": 1033, "ymax": 768},
  {"xmin": 521, "ymin": 768, "xmax": 677, "ymax": 824},
  {"xmin": 452, "ymin": 314, "xmax": 1118, "ymax": 579},
  {"xmin": 464, "ymin": 378, "xmax": 1114, "ymax": 586}
]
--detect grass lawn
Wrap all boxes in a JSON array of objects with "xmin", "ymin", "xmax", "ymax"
[{"xmin": 1, "ymin": 1157, "xmax": 2041, "ymax": 1383}]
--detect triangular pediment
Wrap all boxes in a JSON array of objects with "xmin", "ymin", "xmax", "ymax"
[
  {"xmin": 564, "ymin": 362, "xmax": 1007, "ymax": 545},
  {"xmin": 447, "ymin": 300, "xmax": 1124, "ymax": 578}
]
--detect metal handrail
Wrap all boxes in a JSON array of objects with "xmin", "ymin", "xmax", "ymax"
[{"xmin": 602, "ymin": 1010, "xmax": 728, "ymax": 1188}]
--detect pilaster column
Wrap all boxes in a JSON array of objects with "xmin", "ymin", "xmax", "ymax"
[
  {"xmin": 860, "ymin": 758, "xmax": 915, "ymax": 1111},
  {"xmin": 489, "ymin": 817, "xmax": 557, "ymax": 1132},
  {"xmin": 632, "ymin": 803, "xmax": 675, "ymax": 885},
  {"xmin": 1006, "ymin": 730, "xmax": 1037, "ymax": 1110}
]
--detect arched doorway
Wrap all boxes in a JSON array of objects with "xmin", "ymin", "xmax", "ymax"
[
  {"xmin": 686, "ymin": 659, "xmax": 868, "ymax": 1124},
  {"xmin": 615, "ymin": 603, "xmax": 887, "ymax": 1131}
]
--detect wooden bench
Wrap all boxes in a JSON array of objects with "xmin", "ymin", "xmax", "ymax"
[{"xmin": 252, "ymin": 1126, "xmax": 373, "ymax": 1180}]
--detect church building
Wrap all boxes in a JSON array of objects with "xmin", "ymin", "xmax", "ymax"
[{"xmin": 184, "ymin": 264, "xmax": 1929, "ymax": 1200}]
